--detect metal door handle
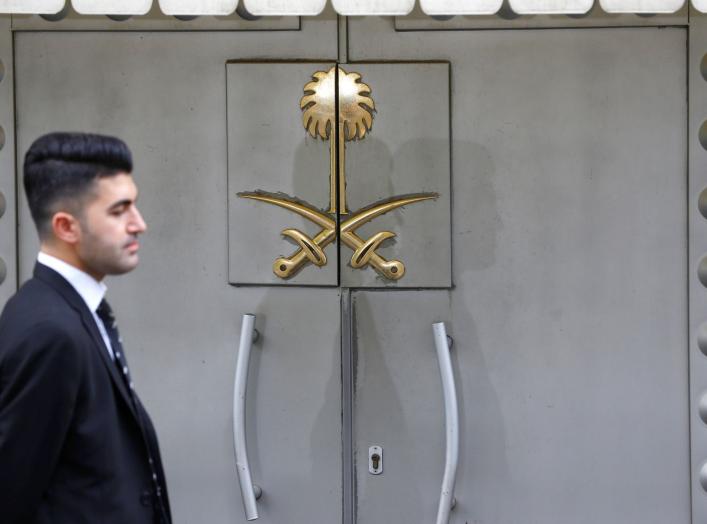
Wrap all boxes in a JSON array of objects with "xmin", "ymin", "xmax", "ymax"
[
  {"xmin": 234, "ymin": 314, "xmax": 262, "ymax": 521},
  {"xmin": 432, "ymin": 322, "xmax": 459, "ymax": 524}
]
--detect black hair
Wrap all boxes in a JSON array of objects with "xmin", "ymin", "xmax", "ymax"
[{"xmin": 23, "ymin": 132, "xmax": 133, "ymax": 238}]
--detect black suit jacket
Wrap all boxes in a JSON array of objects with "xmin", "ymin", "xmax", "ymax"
[{"xmin": 0, "ymin": 263, "xmax": 171, "ymax": 524}]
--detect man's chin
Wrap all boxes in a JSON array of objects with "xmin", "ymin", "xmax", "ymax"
[
  {"xmin": 105, "ymin": 257, "xmax": 140, "ymax": 276},
  {"xmin": 121, "ymin": 256, "xmax": 140, "ymax": 273}
]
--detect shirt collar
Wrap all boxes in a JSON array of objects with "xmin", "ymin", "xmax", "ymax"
[{"xmin": 37, "ymin": 252, "xmax": 107, "ymax": 313}]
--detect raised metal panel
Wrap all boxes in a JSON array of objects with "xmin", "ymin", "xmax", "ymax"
[
  {"xmin": 14, "ymin": 26, "xmax": 339, "ymax": 523},
  {"xmin": 11, "ymin": 3, "xmax": 300, "ymax": 30},
  {"xmin": 0, "ymin": 16, "xmax": 16, "ymax": 308},
  {"xmin": 395, "ymin": 3, "xmax": 688, "ymax": 29},
  {"xmin": 689, "ymin": 11, "xmax": 707, "ymax": 524},
  {"xmin": 339, "ymin": 62, "xmax": 451, "ymax": 288},
  {"xmin": 227, "ymin": 62, "xmax": 338, "ymax": 286},
  {"xmin": 349, "ymin": 21, "xmax": 689, "ymax": 523}
]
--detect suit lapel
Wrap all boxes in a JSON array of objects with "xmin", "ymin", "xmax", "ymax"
[{"xmin": 33, "ymin": 263, "xmax": 140, "ymax": 421}]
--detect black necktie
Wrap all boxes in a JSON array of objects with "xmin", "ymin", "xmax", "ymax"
[
  {"xmin": 95, "ymin": 299, "xmax": 169, "ymax": 523},
  {"xmin": 96, "ymin": 299, "xmax": 134, "ymax": 391}
]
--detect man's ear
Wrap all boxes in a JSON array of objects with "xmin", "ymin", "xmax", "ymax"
[{"xmin": 51, "ymin": 212, "xmax": 82, "ymax": 245}]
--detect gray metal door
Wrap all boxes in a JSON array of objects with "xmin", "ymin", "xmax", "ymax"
[
  {"xmin": 13, "ymin": 31, "xmax": 343, "ymax": 524},
  {"xmin": 12, "ymin": 22, "xmax": 689, "ymax": 524},
  {"xmin": 349, "ymin": 24, "xmax": 689, "ymax": 524}
]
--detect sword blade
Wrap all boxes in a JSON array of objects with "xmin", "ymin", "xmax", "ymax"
[{"xmin": 239, "ymin": 193, "xmax": 336, "ymax": 230}]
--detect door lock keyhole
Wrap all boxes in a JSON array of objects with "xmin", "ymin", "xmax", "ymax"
[
  {"xmin": 372, "ymin": 454, "xmax": 380, "ymax": 469},
  {"xmin": 368, "ymin": 445, "xmax": 383, "ymax": 475}
]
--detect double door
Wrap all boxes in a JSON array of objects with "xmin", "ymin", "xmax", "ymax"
[{"xmin": 13, "ymin": 23, "xmax": 689, "ymax": 524}]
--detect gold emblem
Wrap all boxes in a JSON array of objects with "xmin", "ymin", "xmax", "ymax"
[{"xmin": 239, "ymin": 66, "xmax": 436, "ymax": 281}]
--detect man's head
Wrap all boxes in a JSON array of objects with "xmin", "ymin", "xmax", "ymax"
[{"xmin": 24, "ymin": 132, "xmax": 147, "ymax": 280}]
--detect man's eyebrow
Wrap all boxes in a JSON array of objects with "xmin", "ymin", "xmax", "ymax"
[{"xmin": 108, "ymin": 199, "xmax": 133, "ymax": 210}]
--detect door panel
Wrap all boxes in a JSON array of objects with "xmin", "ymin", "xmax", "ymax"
[
  {"xmin": 235, "ymin": 289, "xmax": 342, "ymax": 524},
  {"xmin": 353, "ymin": 291, "xmax": 453, "ymax": 523},
  {"xmin": 14, "ymin": 31, "xmax": 342, "ymax": 524},
  {"xmin": 349, "ymin": 25, "xmax": 689, "ymax": 524}
]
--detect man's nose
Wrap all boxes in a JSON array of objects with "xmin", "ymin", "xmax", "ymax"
[{"xmin": 129, "ymin": 207, "xmax": 147, "ymax": 234}]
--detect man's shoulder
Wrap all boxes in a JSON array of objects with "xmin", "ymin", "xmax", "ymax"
[
  {"xmin": 0, "ymin": 278, "xmax": 88, "ymax": 365},
  {"xmin": 0, "ymin": 276, "xmax": 81, "ymax": 336}
]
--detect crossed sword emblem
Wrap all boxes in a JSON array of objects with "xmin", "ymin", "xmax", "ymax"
[
  {"xmin": 238, "ymin": 66, "xmax": 437, "ymax": 281},
  {"xmin": 238, "ymin": 192, "xmax": 436, "ymax": 280}
]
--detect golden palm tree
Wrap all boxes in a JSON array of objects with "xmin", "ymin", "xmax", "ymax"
[{"xmin": 300, "ymin": 66, "xmax": 375, "ymax": 214}]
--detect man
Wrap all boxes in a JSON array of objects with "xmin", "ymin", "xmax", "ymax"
[{"xmin": 0, "ymin": 132, "xmax": 171, "ymax": 523}]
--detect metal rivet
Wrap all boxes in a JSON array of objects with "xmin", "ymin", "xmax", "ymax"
[
  {"xmin": 700, "ymin": 462, "xmax": 707, "ymax": 492},
  {"xmin": 174, "ymin": 15, "xmax": 198, "ymax": 21},
  {"xmin": 699, "ymin": 121, "xmax": 707, "ymax": 151},
  {"xmin": 0, "ymin": 59, "xmax": 4, "ymax": 84},
  {"xmin": 698, "ymin": 256, "xmax": 707, "ymax": 288},
  {"xmin": 107, "ymin": 15, "xmax": 131, "ymax": 22},
  {"xmin": 701, "ymin": 54, "xmax": 707, "ymax": 82},
  {"xmin": 0, "ymin": 126, "xmax": 5, "ymax": 151},
  {"xmin": 0, "ymin": 258, "xmax": 5, "ymax": 285},
  {"xmin": 698, "ymin": 322, "xmax": 707, "ymax": 357},
  {"xmin": 699, "ymin": 188, "xmax": 707, "ymax": 220},
  {"xmin": 699, "ymin": 391, "xmax": 707, "ymax": 425},
  {"xmin": 0, "ymin": 192, "xmax": 5, "ymax": 219}
]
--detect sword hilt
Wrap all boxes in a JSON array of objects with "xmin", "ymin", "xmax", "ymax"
[
  {"xmin": 367, "ymin": 255, "xmax": 405, "ymax": 280},
  {"xmin": 274, "ymin": 251, "xmax": 309, "ymax": 279},
  {"xmin": 273, "ymin": 227, "xmax": 337, "ymax": 279},
  {"xmin": 340, "ymin": 231, "xmax": 405, "ymax": 281}
]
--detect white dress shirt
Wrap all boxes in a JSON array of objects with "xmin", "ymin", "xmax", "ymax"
[{"xmin": 37, "ymin": 252, "xmax": 115, "ymax": 360}]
